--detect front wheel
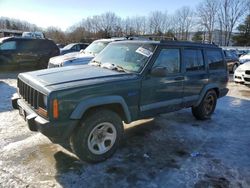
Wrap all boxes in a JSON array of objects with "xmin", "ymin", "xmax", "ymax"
[
  {"xmin": 70, "ymin": 109, "xmax": 123, "ymax": 163},
  {"xmin": 192, "ymin": 90, "xmax": 217, "ymax": 120}
]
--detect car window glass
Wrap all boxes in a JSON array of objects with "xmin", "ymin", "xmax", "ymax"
[
  {"xmin": 72, "ymin": 45, "xmax": 78, "ymax": 50},
  {"xmin": 207, "ymin": 50, "xmax": 224, "ymax": 70},
  {"xmin": 18, "ymin": 40, "xmax": 36, "ymax": 52},
  {"xmin": 153, "ymin": 48, "xmax": 180, "ymax": 74},
  {"xmin": 0, "ymin": 41, "xmax": 17, "ymax": 50},
  {"xmin": 183, "ymin": 49, "xmax": 205, "ymax": 72}
]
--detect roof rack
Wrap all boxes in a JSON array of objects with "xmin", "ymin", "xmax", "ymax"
[{"xmin": 125, "ymin": 35, "xmax": 177, "ymax": 41}]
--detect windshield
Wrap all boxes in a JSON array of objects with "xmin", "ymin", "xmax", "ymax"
[
  {"xmin": 92, "ymin": 43, "xmax": 156, "ymax": 73},
  {"xmin": 62, "ymin": 43, "xmax": 75, "ymax": 50},
  {"xmin": 84, "ymin": 41, "xmax": 109, "ymax": 55}
]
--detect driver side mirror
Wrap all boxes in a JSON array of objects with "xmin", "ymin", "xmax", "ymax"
[{"xmin": 150, "ymin": 67, "xmax": 167, "ymax": 77}]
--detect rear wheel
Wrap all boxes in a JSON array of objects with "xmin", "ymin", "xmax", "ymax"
[
  {"xmin": 192, "ymin": 90, "xmax": 217, "ymax": 120},
  {"xmin": 70, "ymin": 109, "xmax": 123, "ymax": 163}
]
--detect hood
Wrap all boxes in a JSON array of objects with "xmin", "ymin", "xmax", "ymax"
[
  {"xmin": 19, "ymin": 65, "xmax": 137, "ymax": 93},
  {"xmin": 49, "ymin": 52, "xmax": 94, "ymax": 65},
  {"xmin": 240, "ymin": 54, "xmax": 250, "ymax": 60},
  {"xmin": 237, "ymin": 61, "xmax": 250, "ymax": 70}
]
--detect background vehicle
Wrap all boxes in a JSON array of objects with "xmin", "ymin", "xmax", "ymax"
[
  {"xmin": 234, "ymin": 62, "xmax": 250, "ymax": 84},
  {"xmin": 239, "ymin": 52, "xmax": 250, "ymax": 64},
  {"xmin": 60, "ymin": 43, "xmax": 89, "ymax": 55},
  {"xmin": 12, "ymin": 40, "xmax": 228, "ymax": 163},
  {"xmin": 48, "ymin": 38, "xmax": 127, "ymax": 68},
  {"xmin": 223, "ymin": 50, "xmax": 240, "ymax": 73},
  {"xmin": 0, "ymin": 36, "xmax": 59, "ymax": 71},
  {"xmin": 22, "ymin": 31, "xmax": 45, "ymax": 39},
  {"xmin": 56, "ymin": 43, "xmax": 65, "ymax": 49}
]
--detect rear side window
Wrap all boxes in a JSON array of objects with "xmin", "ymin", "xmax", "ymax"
[
  {"xmin": 153, "ymin": 48, "xmax": 180, "ymax": 74},
  {"xmin": 0, "ymin": 41, "xmax": 16, "ymax": 50},
  {"xmin": 183, "ymin": 49, "xmax": 205, "ymax": 72},
  {"xmin": 18, "ymin": 40, "xmax": 36, "ymax": 52},
  {"xmin": 207, "ymin": 50, "xmax": 224, "ymax": 70}
]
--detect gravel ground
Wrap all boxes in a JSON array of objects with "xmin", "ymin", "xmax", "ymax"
[{"xmin": 0, "ymin": 73, "xmax": 250, "ymax": 188}]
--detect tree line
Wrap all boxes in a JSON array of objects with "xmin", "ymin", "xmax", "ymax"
[{"xmin": 0, "ymin": 0, "xmax": 249, "ymax": 46}]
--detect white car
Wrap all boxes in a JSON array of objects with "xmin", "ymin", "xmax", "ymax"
[
  {"xmin": 234, "ymin": 61, "xmax": 250, "ymax": 84},
  {"xmin": 239, "ymin": 52, "xmax": 250, "ymax": 64},
  {"xmin": 48, "ymin": 38, "xmax": 127, "ymax": 68}
]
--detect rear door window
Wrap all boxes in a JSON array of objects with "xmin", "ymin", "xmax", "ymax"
[
  {"xmin": 18, "ymin": 40, "xmax": 36, "ymax": 52},
  {"xmin": 183, "ymin": 49, "xmax": 205, "ymax": 72},
  {"xmin": 207, "ymin": 50, "xmax": 224, "ymax": 70}
]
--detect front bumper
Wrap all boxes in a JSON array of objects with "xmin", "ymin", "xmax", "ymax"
[
  {"xmin": 234, "ymin": 72, "xmax": 250, "ymax": 84},
  {"xmin": 11, "ymin": 94, "xmax": 78, "ymax": 143}
]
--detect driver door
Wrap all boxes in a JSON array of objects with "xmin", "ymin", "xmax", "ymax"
[{"xmin": 140, "ymin": 47, "xmax": 184, "ymax": 117}]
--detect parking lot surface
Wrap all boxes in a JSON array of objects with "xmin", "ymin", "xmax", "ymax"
[{"xmin": 0, "ymin": 73, "xmax": 250, "ymax": 188}]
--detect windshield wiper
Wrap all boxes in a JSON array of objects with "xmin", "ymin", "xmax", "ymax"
[
  {"xmin": 114, "ymin": 65, "xmax": 130, "ymax": 73},
  {"xmin": 89, "ymin": 60, "xmax": 101, "ymax": 66},
  {"xmin": 100, "ymin": 63, "xmax": 130, "ymax": 73}
]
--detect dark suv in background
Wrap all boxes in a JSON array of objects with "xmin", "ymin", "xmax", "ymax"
[
  {"xmin": 0, "ymin": 37, "xmax": 59, "ymax": 71},
  {"xmin": 223, "ymin": 50, "xmax": 240, "ymax": 73}
]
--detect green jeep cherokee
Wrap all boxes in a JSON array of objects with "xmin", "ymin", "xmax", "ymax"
[{"xmin": 12, "ymin": 40, "xmax": 229, "ymax": 162}]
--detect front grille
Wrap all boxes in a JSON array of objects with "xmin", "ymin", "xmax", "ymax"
[
  {"xmin": 245, "ymin": 70, "xmax": 250, "ymax": 75},
  {"xmin": 17, "ymin": 78, "xmax": 41, "ymax": 109},
  {"xmin": 244, "ymin": 77, "xmax": 250, "ymax": 82}
]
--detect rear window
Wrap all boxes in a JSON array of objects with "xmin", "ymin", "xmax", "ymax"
[{"xmin": 207, "ymin": 50, "xmax": 224, "ymax": 70}]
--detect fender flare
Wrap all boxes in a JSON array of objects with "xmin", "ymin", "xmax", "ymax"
[
  {"xmin": 194, "ymin": 83, "xmax": 219, "ymax": 107},
  {"xmin": 70, "ymin": 95, "xmax": 131, "ymax": 123}
]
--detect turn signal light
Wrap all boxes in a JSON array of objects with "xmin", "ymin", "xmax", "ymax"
[{"xmin": 53, "ymin": 99, "xmax": 59, "ymax": 119}]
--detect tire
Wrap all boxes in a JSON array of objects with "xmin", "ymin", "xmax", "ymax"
[
  {"xmin": 192, "ymin": 90, "xmax": 217, "ymax": 120},
  {"xmin": 232, "ymin": 64, "xmax": 238, "ymax": 73},
  {"xmin": 70, "ymin": 109, "xmax": 123, "ymax": 163}
]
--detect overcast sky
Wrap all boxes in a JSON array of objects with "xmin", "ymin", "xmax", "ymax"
[{"xmin": 0, "ymin": 0, "xmax": 201, "ymax": 31}]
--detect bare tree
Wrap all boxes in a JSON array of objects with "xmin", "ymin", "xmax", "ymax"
[
  {"xmin": 218, "ymin": 0, "xmax": 248, "ymax": 46},
  {"xmin": 44, "ymin": 27, "xmax": 66, "ymax": 44},
  {"xmin": 148, "ymin": 11, "xmax": 167, "ymax": 34},
  {"xmin": 175, "ymin": 7, "xmax": 194, "ymax": 40},
  {"xmin": 196, "ymin": 0, "xmax": 219, "ymax": 42}
]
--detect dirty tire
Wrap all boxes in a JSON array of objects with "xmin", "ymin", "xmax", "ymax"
[
  {"xmin": 71, "ymin": 109, "xmax": 123, "ymax": 163},
  {"xmin": 232, "ymin": 64, "xmax": 238, "ymax": 73},
  {"xmin": 192, "ymin": 90, "xmax": 217, "ymax": 120}
]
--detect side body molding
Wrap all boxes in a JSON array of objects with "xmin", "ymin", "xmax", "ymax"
[{"xmin": 70, "ymin": 95, "xmax": 132, "ymax": 123}]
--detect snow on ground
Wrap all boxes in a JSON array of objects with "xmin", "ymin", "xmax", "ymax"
[{"xmin": 0, "ymin": 73, "xmax": 250, "ymax": 188}]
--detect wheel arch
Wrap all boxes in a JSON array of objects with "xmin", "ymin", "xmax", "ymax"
[
  {"xmin": 194, "ymin": 84, "xmax": 219, "ymax": 107},
  {"xmin": 70, "ymin": 96, "xmax": 132, "ymax": 124}
]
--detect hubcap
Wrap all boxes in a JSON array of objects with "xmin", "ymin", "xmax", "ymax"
[
  {"xmin": 87, "ymin": 122, "xmax": 117, "ymax": 155},
  {"xmin": 204, "ymin": 95, "xmax": 214, "ymax": 115}
]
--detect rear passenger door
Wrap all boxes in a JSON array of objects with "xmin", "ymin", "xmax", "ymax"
[{"xmin": 182, "ymin": 48, "xmax": 208, "ymax": 107}]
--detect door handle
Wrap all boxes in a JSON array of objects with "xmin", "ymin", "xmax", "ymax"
[{"xmin": 174, "ymin": 76, "xmax": 184, "ymax": 81}]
